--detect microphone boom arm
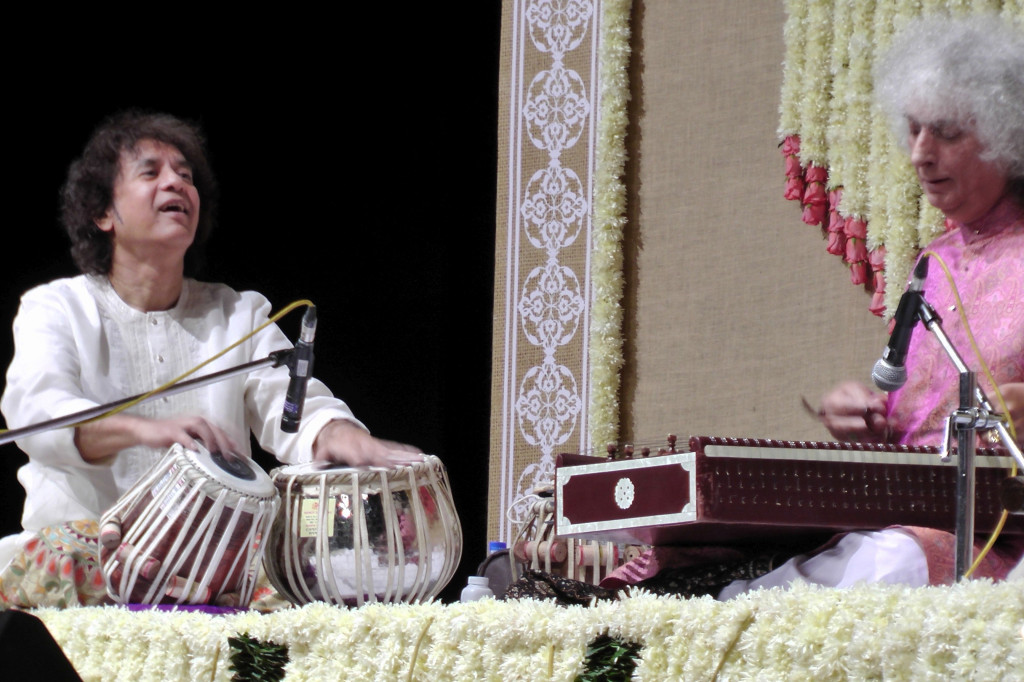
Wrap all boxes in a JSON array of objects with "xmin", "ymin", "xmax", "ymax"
[{"xmin": 0, "ymin": 349, "xmax": 295, "ymax": 447}]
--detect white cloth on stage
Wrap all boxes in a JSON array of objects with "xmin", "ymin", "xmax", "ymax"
[
  {"xmin": 0, "ymin": 275, "xmax": 363, "ymax": 569},
  {"xmin": 717, "ymin": 528, "xmax": 929, "ymax": 600}
]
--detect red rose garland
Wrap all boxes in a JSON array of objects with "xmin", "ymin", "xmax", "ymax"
[{"xmin": 782, "ymin": 133, "xmax": 886, "ymax": 316}]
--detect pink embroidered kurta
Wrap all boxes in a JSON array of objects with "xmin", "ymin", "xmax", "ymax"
[
  {"xmin": 888, "ymin": 196, "xmax": 1024, "ymax": 446},
  {"xmin": 887, "ymin": 195, "xmax": 1024, "ymax": 583}
]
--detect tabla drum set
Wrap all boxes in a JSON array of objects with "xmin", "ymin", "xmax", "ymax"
[{"xmin": 99, "ymin": 443, "xmax": 462, "ymax": 607}]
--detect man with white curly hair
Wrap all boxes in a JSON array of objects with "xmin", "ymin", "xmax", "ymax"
[{"xmin": 748, "ymin": 13, "xmax": 1024, "ymax": 597}]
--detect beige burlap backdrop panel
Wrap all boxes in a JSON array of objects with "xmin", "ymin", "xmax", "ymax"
[
  {"xmin": 490, "ymin": 0, "xmax": 886, "ymax": 544},
  {"xmin": 620, "ymin": 1, "xmax": 884, "ymax": 445},
  {"xmin": 491, "ymin": 0, "xmax": 600, "ymax": 544}
]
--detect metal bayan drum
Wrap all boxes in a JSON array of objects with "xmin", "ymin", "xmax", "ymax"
[
  {"xmin": 99, "ymin": 442, "xmax": 279, "ymax": 605},
  {"xmin": 263, "ymin": 456, "xmax": 462, "ymax": 606}
]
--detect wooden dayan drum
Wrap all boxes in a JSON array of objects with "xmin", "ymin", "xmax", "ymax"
[{"xmin": 99, "ymin": 442, "xmax": 279, "ymax": 605}]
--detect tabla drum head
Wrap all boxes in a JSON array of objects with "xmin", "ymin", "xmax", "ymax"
[{"xmin": 183, "ymin": 442, "xmax": 275, "ymax": 499}]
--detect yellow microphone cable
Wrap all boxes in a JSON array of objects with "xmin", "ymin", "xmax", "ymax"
[{"xmin": 0, "ymin": 299, "xmax": 315, "ymax": 436}]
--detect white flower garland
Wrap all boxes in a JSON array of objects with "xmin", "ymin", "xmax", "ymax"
[
  {"xmin": 34, "ymin": 580, "xmax": 1024, "ymax": 680},
  {"xmin": 778, "ymin": 0, "xmax": 808, "ymax": 139},
  {"xmin": 795, "ymin": 0, "xmax": 834, "ymax": 167},
  {"xmin": 836, "ymin": 0, "xmax": 876, "ymax": 220},
  {"xmin": 824, "ymin": 0, "xmax": 854, "ymax": 192},
  {"xmin": 588, "ymin": 0, "xmax": 632, "ymax": 449}
]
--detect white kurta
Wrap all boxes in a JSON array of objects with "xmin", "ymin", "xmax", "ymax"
[{"xmin": 0, "ymin": 275, "xmax": 362, "ymax": 566}]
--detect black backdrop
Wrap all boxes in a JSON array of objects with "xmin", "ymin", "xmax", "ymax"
[{"xmin": 0, "ymin": 7, "xmax": 500, "ymax": 602}]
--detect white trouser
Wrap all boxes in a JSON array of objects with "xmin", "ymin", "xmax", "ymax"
[{"xmin": 717, "ymin": 529, "xmax": 929, "ymax": 600}]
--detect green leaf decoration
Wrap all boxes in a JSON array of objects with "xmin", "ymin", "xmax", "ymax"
[
  {"xmin": 228, "ymin": 632, "xmax": 289, "ymax": 682},
  {"xmin": 577, "ymin": 635, "xmax": 642, "ymax": 682}
]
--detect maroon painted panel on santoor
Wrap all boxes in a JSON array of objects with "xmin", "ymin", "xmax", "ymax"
[
  {"xmin": 557, "ymin": 455, "xmax": 691, "ymax": 524},
  {"xmin": 554, "ymin": 436, "xmax": 1023, "ymax": 546}
]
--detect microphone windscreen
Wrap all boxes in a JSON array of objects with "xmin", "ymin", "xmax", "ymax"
[{"xmin": 871, "ymin": 358, "xmax": 907, "ymax": 392}]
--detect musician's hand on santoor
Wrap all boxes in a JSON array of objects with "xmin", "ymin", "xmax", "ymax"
[
  {"xmin": 312, "ymin": 419, "xmax": 425, "ymax": 467},
  {"xmin": 996, "ymin": 382, "xmax": 1024, "ymax": 444},
  {"xmin": 75, "ymin": 414, "xmax": 240, "ymax": 463},
  {"xmin": 818, "ymin": 381, "xmax": 890, "ymax": 443}
]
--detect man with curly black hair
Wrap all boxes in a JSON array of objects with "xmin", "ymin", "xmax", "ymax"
[{"xmin": 0, "ymin": 111, "xmax": 422, "ymax": 607}]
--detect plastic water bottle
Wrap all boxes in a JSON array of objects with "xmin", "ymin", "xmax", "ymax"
[{"xmin": 460, "ymin": 576, "xmax": 494, "ymax": 602}]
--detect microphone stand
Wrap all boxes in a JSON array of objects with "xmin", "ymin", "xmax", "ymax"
[
  {"xmin": 911, "ymin": 294, "xmax": 1024, "ymax": 581},
  {"xmin": 0, "ymin": 349, "xmax": 295, "ymax": 447}
]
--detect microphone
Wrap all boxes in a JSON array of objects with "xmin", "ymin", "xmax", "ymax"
[
  {"xmin": 280, "ymin": 306, "xmax": 317, "ymax": 433},
  {"xmin": 871, "ymin": 256, "xmax": 929, "ymax": 392}
]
